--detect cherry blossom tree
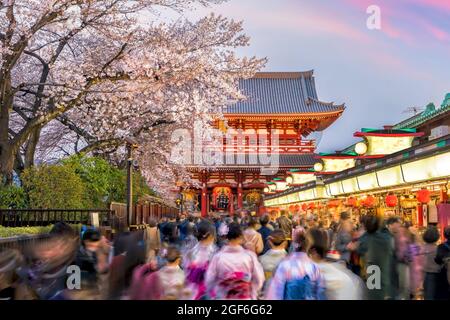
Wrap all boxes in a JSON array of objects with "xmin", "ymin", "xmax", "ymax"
[{"xmin": 0, "ymin": 0, "xmax": 266, "ymax": 194}]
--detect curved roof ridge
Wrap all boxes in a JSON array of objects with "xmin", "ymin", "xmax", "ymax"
[
  {"xmin": 306, "ymin": 97, "xmax": 346, "ymax": 109},
  {"xmin": 253, "ymin": 70, "xmax": 314, "ymax": 79}
]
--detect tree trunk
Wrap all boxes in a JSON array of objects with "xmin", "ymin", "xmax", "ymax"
[
  {"xmin": 0, "ymin": 71, "xmax": 14, "ymax": 185},
  {"xmin": 24, "ymin": 127, "xmax": 41, "ymax": 169},
  {"xmin": 0, "ymin": 145, "xmax": 15, "ymax": 185}
]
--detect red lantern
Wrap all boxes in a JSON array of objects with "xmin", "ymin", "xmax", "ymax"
[
  {"xmin": 289, "ymin": 205, "xmax": 295, "ymax": 212},
  {"xmin": 363, "ymin": 195, "xmax": 375, "ymax": 207},
  {"xmin": 385, "ymin": 193, "xmax": 398, "ymax": 207},
  {"xmin": 347, "ymin": 197, "xmax": 357, "ymax": 207},
  {"xmin": 308, "ymin": 202, "xmax": 316, "ymax": 210},
  {"xmin": 417, "ymin": 188, "xmax": 430, "ymax": 204},
  {"xmin": 327, "ymin": 200, "xmax": 339, "ymax": 208},
  {"xmin": 295, "ymin": 204, "xmax": 300, "ymax": 211},
  {"xmin": 301, "ymin": 203, "xmax": 308, "ymax": 211}
]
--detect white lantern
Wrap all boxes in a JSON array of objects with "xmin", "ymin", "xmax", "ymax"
[
  {"xmin": 264, "ymin": 187, "xmax": 269, "ymax": 193},
  {"xmin": 286, "ymin": 176, "xmax": 293, "ymax": 184},
  {"xmin": 355, "ymin": 142, "xmax": 368, "ymax": 155},
  {"xmin": 314, "ymin": 162, "xmax": 324, "ymax": 172}
]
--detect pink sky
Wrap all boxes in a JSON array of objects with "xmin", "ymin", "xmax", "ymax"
[{"xmin": 187, "ymin": 0, "xmax": 450, "ymax": 151}]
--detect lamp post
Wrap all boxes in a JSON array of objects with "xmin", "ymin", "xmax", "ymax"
[{"xmin": 125, "ymin": 137, "xmax": 139, "ymax": 228}]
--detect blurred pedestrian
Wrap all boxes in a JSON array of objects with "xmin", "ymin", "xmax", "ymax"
[
  {"xmin": 205, "ymin": 223, "xmax": 264, "ymax": 299},
  {"xmin": 183, "ymin": 220, "xmax": 217, "ymax": 300},
  {"xmin": 154, "ymin": 245, "xmax": 188, "ymax": 300},
  {"xmin": 144, "ymin": 218, "xmax": 161, "ymax": 262},
  {"xmin": 265, "ymin": 227, "xmax": 325, "ymax": 300},
  {"xmin": 308, "ymin": 227, "xmax": 365, "ymax": 300},
  {"xmin": 258, "ymin": 215, "xmax": 273, "ymax": 254},
  {"xmin": 277, "ymin": 210, "xmax": 292, "ymax": 243},
  {"xmin": 434, "ymin": 226, "xmax": 450, "ymax": 300},
  {"xmin": 335, "ymin": 212, "xmax": 353, "ymax": 266},
  {"xmin": 357, "ymin": 215, "xmax": 396, "ymax": 300},
  {"xmin": 243, "ymin": 217, "xmax": 264, "ymax": 255},
  {"xmin": 421, "ymin": 226, "xmax": 443, "ymax": 300},
  {"xmin": 258, "ymin": 229, "xmax": 287, "ymax": 293}
]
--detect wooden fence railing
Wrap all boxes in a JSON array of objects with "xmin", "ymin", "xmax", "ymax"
[
  {"xmin": 0, "ymin": 209, "xmax": 113, "ymax": 228},
  {"xmin": 110, "ymin": 202, "xmax": 178, "ymax": 228}
]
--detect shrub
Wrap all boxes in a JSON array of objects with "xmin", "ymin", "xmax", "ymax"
[
  {"xmin": 21, "ymin": 164, "xmax": 86, "ymax": 209},
  {"xmin": 0, "ymin": 185, "xmax": 28, "ymax": 209},
  {"xmin": 62, "ymin": 155, "xmax": 114, "ymax": 208}
]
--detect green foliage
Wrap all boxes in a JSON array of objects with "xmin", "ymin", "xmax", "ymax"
[
  {"xmin": 108, "ymin": 168, "xmax": 156, "ymax": 204},
  {"xmin": 62, "ymin": 154, "xmax": 155, "ymax": 206},
  {"xmin": 0, "ymin": 225, "xmax": 53, "ymax": 237},
  {"xmin": 0, "ymin": 224, "xmax": 83, "ymax": 238},
  {"xmin": 21, "ymin": 164, "xmax": 86, "ymax": 209},
  {"xmin": 0, "ymin": 185, "xmax": 28, "ymax": 209},
  {"xmin": 10, "ymin": 154, "xmax": 156, "ymax": 210},
  {"xmin": 62, "ymin": 155, "xmax": 114, "ymax": 208}
]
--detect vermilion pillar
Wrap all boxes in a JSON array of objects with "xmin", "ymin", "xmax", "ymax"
[
  {"xmin": 229, "ymin": 193, "xmax": 234, "ymax": 216},
  {"xmin": 237, "ymin": 183, "xmax": 243, "ymax": 209},
  {"xmin": 201, "ymin": 184, "xmax": 208, "ymax": 217}
]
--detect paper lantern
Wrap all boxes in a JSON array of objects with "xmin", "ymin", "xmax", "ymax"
[
  {"xmin": 308, "ymin": 202, "xmax": 316, "ymax": 210},
  {"xmin": 417, "ymin": 188, "xmax": 430, "ymax": 204},
  {"xmin": 314, "ymin": 162, "xmax": 324, "ymax": 172},
  {"xmin": 347, "ymin": 197, "xmax": 357, "ymax": 207},
  {"xmin": 363, "ymin": 195, "xmax": 375, "ymax": 207},
  {"xmin": 295, "ymin": 204, "xmax": 300, "ymax": 211},
  {"xmin": 289, "ymin": 205, "xmax": 295, "ymax": 212},
  {"xmin": 327, "ymin": 200, "xmax": 339, "ymax": 208},
  {"xmin": 385, "ymin": 193, "xmax": 398, "ymax": 207},
  {"xmin": 302, "ymin": 203, "xmax": 308, "ymax": 211},
  {"xmin": 355, "ymin": 142, "xmax": 368, "ymax": 155}
]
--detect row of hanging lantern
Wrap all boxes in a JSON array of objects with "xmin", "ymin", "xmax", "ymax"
[{"xmin": 342, "ymin": 188, "xmax": 432, "ymax": 209}]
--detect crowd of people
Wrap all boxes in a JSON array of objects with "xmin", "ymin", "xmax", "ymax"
[{"xmin": 1, "ymin": 209, "xmax": 449, "ymax": 300}]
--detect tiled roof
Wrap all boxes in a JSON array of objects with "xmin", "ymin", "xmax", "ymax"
[
  {"xmin": 394, "ymin": 100, "xmax": 450, "ymax": 129},
  {"xmin": 187, "ymin": 153, "xmax": 316, "ymax": 168},
  {"xmin": 224, "ymin": 71, "xmax": 345, "ymax": 114}
]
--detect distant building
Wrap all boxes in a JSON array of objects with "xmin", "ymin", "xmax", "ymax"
[{"xmin": 183, "ymin": 71, "xmax": 345, "ymax": 216}]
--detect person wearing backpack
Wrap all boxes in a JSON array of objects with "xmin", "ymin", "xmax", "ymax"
[{"xmin": 205, "ymin": 223, "xmax": 264, "ymax": 300}]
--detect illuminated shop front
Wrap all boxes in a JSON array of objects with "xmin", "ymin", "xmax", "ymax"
[{"xmin": 264, "ymin": 134, "xmax": 450, "ymax": 234}]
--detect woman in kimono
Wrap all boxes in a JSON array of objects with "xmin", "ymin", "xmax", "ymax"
[
  {"xmin": 205, "ymin": 223, "xmax": 265, "ymax": 300},
  {"xmin": 183, "ymin": 220, "xmax": 217, "ymax": 300}
]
